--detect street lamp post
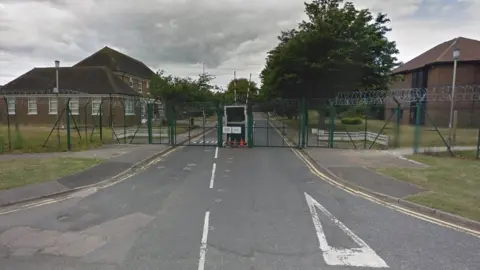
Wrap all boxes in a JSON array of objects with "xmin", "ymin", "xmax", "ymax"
[
  {"xmin": 54, "ymin": 60, "xmax": 60, "ymax": 147},
  {"xmin": 448, "ymin": 49, "xmax": 460, "ymax": 146}
]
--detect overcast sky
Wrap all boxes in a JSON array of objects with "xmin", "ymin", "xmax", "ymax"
[{"xmin": 1, "ymin": 0, "xmax": 479, "ymax": 87}]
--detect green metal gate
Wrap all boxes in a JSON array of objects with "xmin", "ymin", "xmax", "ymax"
[
  {"xmin": 172, "ymin": 101, "xmax": 221, "ymax": 146},
  {"xmin": 248, "ymin": 99, "xmax": 304, "ymax": 148}
]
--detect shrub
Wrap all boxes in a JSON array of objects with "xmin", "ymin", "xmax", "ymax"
[{"xmin": 341, "ymin": 117, "xmax": 363, "ymax": 125}]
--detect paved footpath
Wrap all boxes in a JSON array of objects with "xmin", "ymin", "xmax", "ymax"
[{"xmin": 0, "ymin": 122, "xmax": 479, "ymax": 269}]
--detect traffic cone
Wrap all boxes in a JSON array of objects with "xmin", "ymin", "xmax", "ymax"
[{"xmin": 239, "ymin": 138, "xmax": 244, "ymax": 147}]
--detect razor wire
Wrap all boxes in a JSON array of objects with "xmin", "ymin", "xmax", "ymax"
[{"xmin": 332, "ymin": 85, "xmax": 480, "ymax": 105}]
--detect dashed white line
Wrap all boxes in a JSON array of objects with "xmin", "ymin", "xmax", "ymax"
[
  {"xmin": 209, "ymin": 163, "xmax": 216, "ymax": 189},
  {"xmin": 214, "ymin": 146, "xmax": 218, "ymax": 159},
  {"xmin": 198, "ymin": 211, "xmax": 210, "ymax": 270}
]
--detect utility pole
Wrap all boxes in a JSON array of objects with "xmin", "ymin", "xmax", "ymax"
[
  {"xmin": 234, "ymin": 70, "xmax": 237, "ymax": 105},
  {"xmin": 202, "ymin": 62, "xmax": 205, "ymax": 75}
]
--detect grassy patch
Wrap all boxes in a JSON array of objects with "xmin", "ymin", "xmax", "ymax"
[
  {"xmin": 0, "ymin": 125, "xmax": 116, "ymax": 154},
  {"xmin": 278, "ymin": 110, "xmax": 479, "ymax": 148},
  {"xmin": 0, "ymin": 157, "xmax": 103, "ymax": 190},
  {"xmin": 376, "ymin": 154, "xmax": 480, "ymax": 221},
  {"xmin": 423, "ymin": 150, "xmax": 479, "ymax": 160}
]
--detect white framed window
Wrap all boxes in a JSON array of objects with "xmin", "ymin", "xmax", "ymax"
[
  {"xmin": 49, "ymin": 98, "xmax": 58, "ymax": 115},
  {"xmin": 28, "ymin": 98, "xmax": 37, "ymax": 115},
  {"xmin": 92, "ymin": 98, "xmax": 102, "ymax": 115},
  {"xmin": 146, "ymin": 81, "xmax": 149, "ymax": 89},
  {"xmin": 125, "ymin": 99, "xmax": 135, "ymax": 115},
  {"xmin": 7, "ymin": 98, "xmax": 15, "ymax": 115},
  {"xmin": 69, "ymin": 98, "xmax": 79, "ymax": 115}
]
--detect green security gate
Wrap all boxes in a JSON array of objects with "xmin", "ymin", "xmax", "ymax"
[
  {"xmin": 247, "ymin": 99, "xmax": 305, "ymax": 148},
  {"xmin": 172, "ymin": 101, "xmax": 222, "ymax": 147}
]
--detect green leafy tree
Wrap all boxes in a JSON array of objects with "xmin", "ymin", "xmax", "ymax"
[
  {"xmin": 223, "ymin": 78, "xmax": 259, "ymax": 104},
  {"xmin": 260, "ymin": 0, "xmax": 399, "ymax": 101},
  {"xmin": 149, "ymin": 70, "xmax": 219, "ymax": 120}
]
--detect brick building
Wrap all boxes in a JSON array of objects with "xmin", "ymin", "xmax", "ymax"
[
  {"xmin": 0, "ymin": 46, "xmax": 156, "ymax": 127},
  {"xmin": 74, "ymin": 46, "xmax": 155, "ymax": 95},
  {"xmin": 387, "ymin": 37, "xmax": 480, "ymax": 127}
]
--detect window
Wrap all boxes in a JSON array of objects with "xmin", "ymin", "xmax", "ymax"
[
  {"xmin": 49, "ymin": 98, "xmax": 58, "ymax": 115},
  {"xmin": 129, "ymin": 78, "xmax": 133, "ymax": 87},
  {"xmin": 92, "ymin": 98, "xmax": 102, "ymax": 115},
  {"xmin": 7, "ymin": 98, "xmax": 15, "ymax": 115},
  {"xmin": 146, "ymin": 81, "xmax": 149, "ymax": 89},
  {"xmin": 28, "ymin": 98, "xmax": 37, "ymax": 115},
  {"xmin": 125, "ymin": 99, "xmax": 135, "ymax": 115},
  {"xmin": 69, "ymin": 98, "xmax": 79, "ymax": 115}
]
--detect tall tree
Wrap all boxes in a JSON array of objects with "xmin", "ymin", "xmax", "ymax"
[
  {"xmin": 260, "ymin": 0, "xmax": 399, "ymax": 101},
  {"xmin": 224, "ymin": 78, "xmax": 259, "ymax": 103}
]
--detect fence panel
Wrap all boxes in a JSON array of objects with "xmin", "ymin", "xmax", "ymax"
[
  {"xmin": 249, "ymin": 99, "xmax": 302, "ymax": 147},
  {"xmin": 173, "ymin": 101, "xmax": 218, "ymax": 146}
]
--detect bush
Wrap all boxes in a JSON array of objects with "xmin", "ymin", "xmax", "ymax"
[{"xmin": 341, "ymin": 117, "xmax": 363, "ymax": 125}]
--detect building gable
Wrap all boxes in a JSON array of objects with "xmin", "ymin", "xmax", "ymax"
[{"xmin": 74, "ymin": 46, "xmax": 155, "ymax": 80}]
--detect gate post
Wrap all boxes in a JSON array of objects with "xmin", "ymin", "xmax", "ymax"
[
  {"xmin": 66, "ymin": 99, "xmax": 71, "ymax": 151},
  {"xmin": 147, "ymin": 102, "xmax": 153, "ymax": 144},
  {"xmin": 168, "ymin": 102, "xmax": 175, "ymax": 146},
  {"xmin": 217, "ymin": 102, "xmax": 223, "ymax": 147},
  {"xmin": 247, "ymin": 103, "xmax": 253, "ymax": 148},
  {"xmin": 413, "ymin": 101, "xmax": 422, "ymax": 154},
  {"xmin": 328, "ymin": 103, "xmax": 335, "ymax": 148},
  {"xmin": 302, "ymin": 97, "xmax": 308, "ymax": 148},
  {"xmin": 392, "ymin": 97, "xmax": 401, "ymax": 149}
]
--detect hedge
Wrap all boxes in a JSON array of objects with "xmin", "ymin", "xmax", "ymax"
[{"xmin": 341, "ymin": 117, "xmax": 363, "ymax": 125}]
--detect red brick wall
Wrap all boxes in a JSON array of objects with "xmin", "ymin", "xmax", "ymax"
[
  {"xmin": 0, "ymin": 96, "xmax": 141, "ymax": 128},
  {"xmin": 385, "ymin": 63, "xmax": 480, "ymax": 127}
]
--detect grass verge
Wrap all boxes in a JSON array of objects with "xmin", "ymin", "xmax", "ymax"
[
  {"xmin": 375, "ymin": 154, "xmax": 480, "ymax": 221},
  {"xmin": 0, "ymin": 125, "xmax": 114, "ymax": 154},
  {"xmin": 279, "ymin": 110, "xmax": 479, "ymax": 148},
  {"xmin": 0, "ymin": 157, "xmax": 103, "ymax": 190}
]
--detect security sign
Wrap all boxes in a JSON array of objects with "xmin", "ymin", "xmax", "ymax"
[
  {"xmin": 231, "ymin": 127, "xmax": 241, "ymax": 134},
  {"xmin": 223, "ymin": 126, "xmax": 232, "ymax": 134}
]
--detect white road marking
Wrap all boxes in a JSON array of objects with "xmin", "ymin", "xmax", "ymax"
[
  {"xmin": 214, "ymin": 147, "xmax": 218, "ymax": 159},
  {"xmin": 305, "ymin": 193, "xmax": 388, "ymax": 268},
  {"xmin": 191, "ymin": 140, "xmax": 218, "ymax": 145},
  {"xmin": 198, "ymin": 211, "xmax": 210, "ymax": 270},
  {"xmin": 267, "ymin": 118, "xmax": 480, "ymax": 237},
  {"xmin": 209, "ymin": 163, "xmax": 216, "ymax": 189}
]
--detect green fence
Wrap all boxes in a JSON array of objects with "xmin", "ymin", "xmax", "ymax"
[{"xmin": 1, "ymin": 94, "xmax": 479, "ymax": 159}]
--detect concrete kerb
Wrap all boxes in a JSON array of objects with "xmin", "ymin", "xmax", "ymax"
[
  {"xmin": 0, "ymin": 128, "xmax": 215, "ymax": 209},
  {"xmin": 300, "ymin": 148, "xmax": 480, "ymax": 233}
]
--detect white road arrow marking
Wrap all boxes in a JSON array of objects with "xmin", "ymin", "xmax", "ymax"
[{"xmin": 304, "ymin": 193, "xmax": 388, "ymax": 268}]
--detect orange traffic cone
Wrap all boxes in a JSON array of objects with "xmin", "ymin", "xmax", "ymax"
[{"xmin": 239, "ymin": 138, "xmax": 244, "ymax": 146}]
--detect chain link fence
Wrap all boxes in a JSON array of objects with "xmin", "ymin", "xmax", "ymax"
[{"xmin": 0, "ymin": 94, "xmax": 169, "ymax": 154}]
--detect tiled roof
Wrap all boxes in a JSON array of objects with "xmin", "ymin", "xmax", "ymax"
[
  {"xmin": 393, "ymin": 37, "xmax": 480, "ymax": 74},
  {"xmin": 74, "ymin": 46, "xmax": 155, "ymax": 80},
  {"xmin": 0, "ymin": 66, "xmax": 140, "ymax": 96}
]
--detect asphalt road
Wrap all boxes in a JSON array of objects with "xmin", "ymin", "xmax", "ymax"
[{"xmin": 0, "ymin": 116, "xmax": 479, "ymax": 269}]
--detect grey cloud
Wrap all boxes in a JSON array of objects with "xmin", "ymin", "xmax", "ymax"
[
  {"xmin": 76, "ymin": 0, "xmax": 304, "ymax": 68},
  {"xmin": 0, "ymin": 0, "xmax": 305, "ymax": 85}
]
